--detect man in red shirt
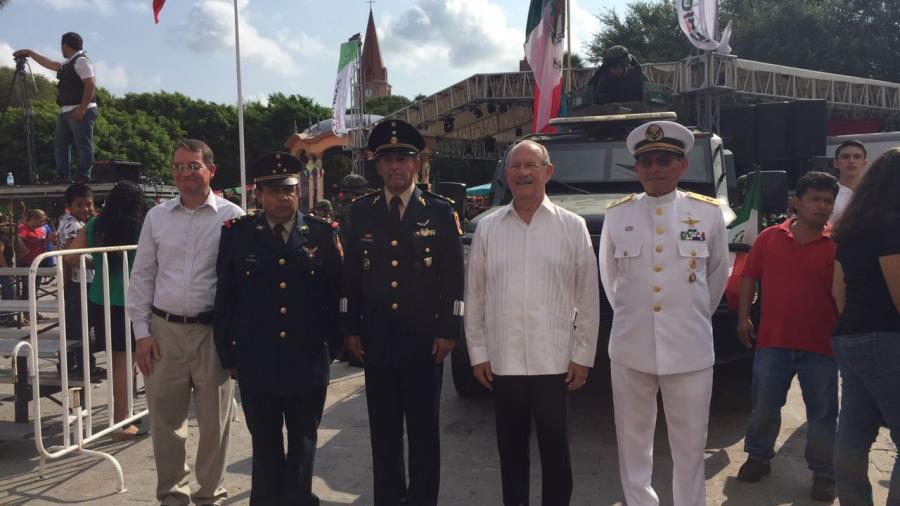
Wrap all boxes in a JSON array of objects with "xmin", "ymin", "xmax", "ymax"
[{"xmin": 736, "ymin": 171, "xmax": 839, "ymax": 502}]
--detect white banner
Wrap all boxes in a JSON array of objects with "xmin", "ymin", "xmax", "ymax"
[
  {"xmin": 331, "ymin": 40, "xmax": 361, "ymax": 137},
  {"xmin": 677, "ymin": 0, "xmax": 732, "ymax": 54}
]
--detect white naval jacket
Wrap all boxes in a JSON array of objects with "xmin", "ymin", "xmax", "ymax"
[{"xmin": 598, "ymin": 190, "xmax": 729, "ymax": 375}]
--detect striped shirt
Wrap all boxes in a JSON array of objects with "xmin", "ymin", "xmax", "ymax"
[{"xmin": 464, "ymin": 196, "xmax": 600, "ymax": 375}]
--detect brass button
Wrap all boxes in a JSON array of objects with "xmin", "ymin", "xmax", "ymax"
[
  {"xmin": 425, "ymin": 247, "xmax": 431, "ymax": 253},
  {"xmin": 391, "ymin": 303, "xmax": 399, "ymax": 310},
  {"xmin": 391, "ymin": 281, "xmax": 398, "ymax": 288},
  {"xmin": 654, "ymin": 264, "xmax": 662, "ymax": 273},
  {"xmin": 310, "ymin": 270, "xmax": 316, "ymax": 276},
  {"xmin": 280, "ymin": 307, "xmax": 287, "ymax": 314},
  {"xmin": 391, "ymin": 260, "xmax": 399, "ymax": 267},
  {"xmin": 363, "ymin": 249, "xmax": 368, "ymax": 255},
  {"xmin": 653, "ymin": 304, "xmax": 661, "ymax": 312},
  {"xmin": 653, "ymin": 285, "xmax": 662, "ymax": 293},
  {"xmin": 278, "ymin": 258, "xmax": 286, "ymax": 265},
  {"xmin": 245, "ymin": 270, "xmax": 250, "ymax": 276},
  {"xmin": 279, "ymin": 282, "xmax": 287, "ymax": 289},
  {"xmin": 279, "ymin": 331, "xmax": 287, "ymax": 338},
  {"xmin": 391, "ymin": 240, "xmax": 398, "ymax": 247},
  {"xmin": 655, "ymin": 245, "xmax": 663, "ymax": 253},
  {"xmin": 656, "ymin": 226, "xmax": 664, "ymax": 235},
  {"xmin": 655, "ymin": 208, "xmax": 663, "ymax": 216},
  {"xmin": 691, "ymin": 251, "xmax": 697, "ymax": 257}
]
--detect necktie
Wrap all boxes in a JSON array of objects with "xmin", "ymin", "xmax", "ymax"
[
  {"xmin": 389, "ymin": 196, "xmax": 402, "ymax": 223},
  {"xmin": 272, "ymin": 223, "xmax": 285, "ymax": 244}
]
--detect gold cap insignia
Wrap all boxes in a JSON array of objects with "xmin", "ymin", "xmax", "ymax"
[
  {"xmin": 390, "ymin": 136, "xmax": 398, "ymax": 144},
  {"xmin": 646, "ymin": 124, "xmax": 663, "ymax": 141},
  {"xmin": 275, "ymin": 153, "xmax": 282, "ymax": 160}
]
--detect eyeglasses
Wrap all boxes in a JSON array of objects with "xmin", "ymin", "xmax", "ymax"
[
  {"xmin": 171, "ymin": 161, "xmax": 205, "ymax": 174},
  {"xmin": 636, "ymin": 155, "xmax": 679, "ymax": 169}
]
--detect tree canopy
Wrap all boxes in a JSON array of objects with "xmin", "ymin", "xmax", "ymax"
[
  {"xmin": 365, "ymin": 95, "xmax": 412, "ymax": 116},
  {"xmin": 586, "ymin": 0, "xmax": 900, "ymax": 82},
  {"xmin": 0, "ymin": 68, "xmax": 330, "ymax": 188}
]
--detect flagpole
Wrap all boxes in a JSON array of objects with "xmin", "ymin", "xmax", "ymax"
[
  {"xmin": 232, "ymin": 0, "xmax": 247, "ymax": 211},
  {"xmin": 565, "ymin": 0, "xmax": 572, "ymax": 96}
]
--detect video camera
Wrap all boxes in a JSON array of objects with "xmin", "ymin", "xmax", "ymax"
[{"xmin": 13, "ymin": 55, "xmax": 27, "ymax": 73}]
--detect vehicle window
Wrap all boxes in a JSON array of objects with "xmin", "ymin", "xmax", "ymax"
[{"xmin": 544, "ymin": 141, "xmax": 712, "ymax": 183}]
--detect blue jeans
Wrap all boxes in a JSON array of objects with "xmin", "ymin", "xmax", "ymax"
[
  {"xmin": 832, "ymin": 333, "xmax": 900, "ymax": 506},
  {"xmin": 53, "ymin": 107, "xmax": 97, "ymax": 180},
  {"xmin": 744, "ymin": 347, "xmax": 838, "ymax": 477}
]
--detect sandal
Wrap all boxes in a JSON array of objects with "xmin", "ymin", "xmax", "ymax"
[{"xmin": 109, "ymin": 424, "xmax": 149, "ymax": 442}]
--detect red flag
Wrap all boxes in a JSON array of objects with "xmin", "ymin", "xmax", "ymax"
[{"xmin": 153, "ymin": 0, "xmax": 166, "ymax": 23}]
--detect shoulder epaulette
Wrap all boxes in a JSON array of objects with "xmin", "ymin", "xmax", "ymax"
[
  {"xmin": 304, "ymin": 213, "xmax": 338, "ymax": 230},
  {"xmin": 352, "ymin": 190, "xmax": 380, "ymax": 204},
  {"xmin": 607, "ymin": 194, "xmax": 635, "ymax": 209},
  {"xmin": 222, "ymin": 212, "xmax": 253, "ymax": 229},
  {"xmin": 686, "ymin": 192, "xmax": 720, "ymax": 206},
  {"xmin": 422, "ymin": 191, "xmax": 456, "ymax": 207}
]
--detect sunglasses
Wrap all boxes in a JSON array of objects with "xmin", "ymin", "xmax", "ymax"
[{"xmin": 171, "ymin": 161, "xmax": 206, "ymax": 174}]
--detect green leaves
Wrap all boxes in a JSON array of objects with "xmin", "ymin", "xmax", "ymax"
[
  {"xmin": 0, "ymin": 71, "xmax": 331, "ymax": 189},
  {"xmin": 586, "ymin": 0, "xmax": 900, "ymax": 83}
]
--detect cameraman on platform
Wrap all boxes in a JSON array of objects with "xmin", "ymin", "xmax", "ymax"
[{"xmin": 14, "ymin": 32, "xmax": 97, "ymax": 183}]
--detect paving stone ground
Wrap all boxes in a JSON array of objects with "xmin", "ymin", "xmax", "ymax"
[{"xmin": 0, "ymin": 358, "xmax": 894, "ymax": 505}]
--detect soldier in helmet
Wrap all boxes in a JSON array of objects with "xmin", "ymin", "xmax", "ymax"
[
  {"xmin": 314, "ymin": 199, "xmax": 334, "ymax": 220},
  {"xmin": 333, "ymin": 173, "xmax": 369, "ymax": 234},
  {"xmin": 588, "ymin": 44, "xmax": 645, "ymax": 105}
]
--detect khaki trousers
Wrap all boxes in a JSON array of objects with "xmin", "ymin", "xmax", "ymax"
[{"xmin": 145, "ymin": 315, "xmax": 233, "ymax": 506}]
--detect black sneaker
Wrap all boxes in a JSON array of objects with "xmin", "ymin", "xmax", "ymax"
[
  {"xmin": 737, "ymin": 458, "xmax": 771, "ymax": 483},
  {"xmin": 811, "ymin": 476, "xmax": 836, "ymax": 502}
]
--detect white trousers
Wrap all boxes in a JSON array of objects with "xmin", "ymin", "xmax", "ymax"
[{"xmin": 611, "ymin": 362, "xmax": 713, "ymax": 506}]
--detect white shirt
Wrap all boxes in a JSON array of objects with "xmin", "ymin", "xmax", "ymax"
[
  {"xmin": 831, "ymin": 183, "xmax": 852, "ymax": 223},
  {"xmin": 126, "ymin": 191, "xmax": 243, "ymax": 339},
  {"xmin": 598, "ymin": 190, "xmax": 729, "ymax": 375},
  {"xmin": 57, "ymin": 211, "xmax": 94, "ymax": 283},
  {"xmin": 60, "ymin": 50, "xmax": 97, "ymax": 113},
  {"xmin": 464, "ymin": 196, "xmax": 600, "ymax": 375}
]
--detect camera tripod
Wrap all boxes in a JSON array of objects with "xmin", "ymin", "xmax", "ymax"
[{"xmin": 1, "ymin": 56, "xmax": 39, "ymax": 184}]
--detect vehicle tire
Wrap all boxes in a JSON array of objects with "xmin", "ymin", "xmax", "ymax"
[{"xmin": 451, "ymin": 346, "xmax": 490, "ymax": 397}]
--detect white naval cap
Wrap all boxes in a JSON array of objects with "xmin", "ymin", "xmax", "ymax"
[{"xmin": 626, "ymin": 120, "xmax": 695, "ymax": 157}]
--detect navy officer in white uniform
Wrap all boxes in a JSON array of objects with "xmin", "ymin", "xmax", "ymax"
[{"xmin": 598, "ymin": 120, "xmax": 729, "ymax": 506}]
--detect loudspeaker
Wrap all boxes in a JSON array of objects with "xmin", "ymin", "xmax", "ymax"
[
  {"xmin": 720, "ymin": 107, "xmax": 755, "ymax": 166},
  {"xmin": 435, "ymin": 181, "xmax": 467, "ymax": 217},
  {"xmin": 747, "ymin": 170, "xmax": 788, "ymax": 215},
  {"xmin": 788, "ymin": 100, "xmax": 826, "ymax": 158},
  {"xmin": 754, "ymin": 102, "xmax": 790, "ymax": 161},
  {"xmin": 94, "ymin": 160, "xmax": 141, "ymax": 183}
]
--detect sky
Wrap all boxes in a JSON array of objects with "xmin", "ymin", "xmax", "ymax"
[{"xmin": 0, "ymin": 0, "xmax": 631, "ymax": 108}]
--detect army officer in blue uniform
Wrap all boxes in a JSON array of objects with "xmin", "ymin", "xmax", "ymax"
[
  {"xmin": 214, "ymin": 151, "xmax": 342, "ymax": 506},
  {"xmin": 342, "ymin": 119, "xmax": 465, "ymax": 506}
]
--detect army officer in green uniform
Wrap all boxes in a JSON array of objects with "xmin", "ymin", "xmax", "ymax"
[
  {"xmin": 214, "ymin": 151, "xmax": 342, "ymax": 506},
  {"xmin": 342, "ymin": 119, "xmax": 465, "ymax": 506}
]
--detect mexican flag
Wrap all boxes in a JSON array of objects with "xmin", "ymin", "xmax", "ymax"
[
  {"xmin": 524, "ymin": 0, "xmax": 566, "ymax": 134},
  {"xmin": 727, "ymin": 175, "xmax": 761, "ymax": 245},
  {"xmin": 331, "ymin": 38, "xmax": 361, "ymax": 137}
]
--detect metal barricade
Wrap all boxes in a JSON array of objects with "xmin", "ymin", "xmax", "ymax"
[{"xmin": 23, "ymin": 245, "xmax": 142, "ymax": 493}]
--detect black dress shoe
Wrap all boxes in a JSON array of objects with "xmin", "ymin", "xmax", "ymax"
[
  {"xmin": 737, "ymin": 458, "xmax": 771, "ymax": 483},
  {"xmin": 811, "ymin": 476, "xmax": 836, "ymax": 502}
]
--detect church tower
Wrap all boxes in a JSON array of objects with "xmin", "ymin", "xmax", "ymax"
[{"xmin": 361, "ymin": 8, "xmax": 391, "ymax": 99}]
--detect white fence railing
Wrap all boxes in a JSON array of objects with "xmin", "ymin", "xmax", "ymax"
[{"xmin": 13, "ymin": 245, "xmax": 142, "ymax": 493}]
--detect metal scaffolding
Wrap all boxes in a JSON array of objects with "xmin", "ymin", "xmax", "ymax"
[{"xmin": 388, "ymin": 54, "xmax": 900, "ymax": 141}]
